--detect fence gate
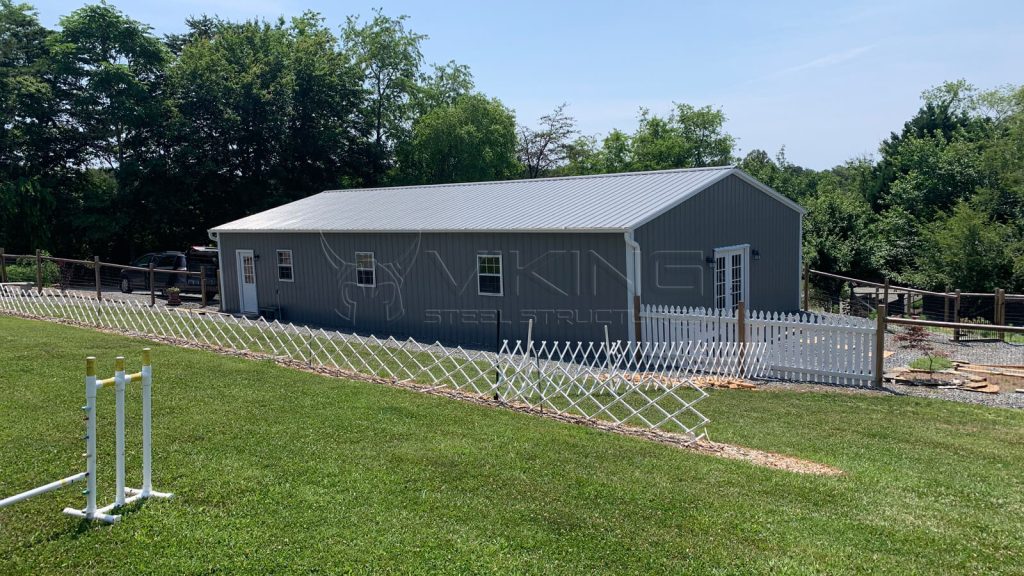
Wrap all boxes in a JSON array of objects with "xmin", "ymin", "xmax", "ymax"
[{"xmin": 641, "ymin": 305, "xmax": 878, "ymax": 386}]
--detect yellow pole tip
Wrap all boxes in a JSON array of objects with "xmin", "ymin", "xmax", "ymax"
[
  {"xmin": 115, "ymin": 356, "xmax": 125, "ymax": 371},
  {"xmin": 86, "ymin": 357, "xmax": 96, "ymax": 377},
  {"xmin": 142, "ymin": 348, "xmax": 151, "ymax": 364}
]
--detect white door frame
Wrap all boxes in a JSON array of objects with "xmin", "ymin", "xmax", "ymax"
[
  {"xmin": 713, "ymin": 244, "xmax": 750, "ymax": 310},
  {"xmin": 236, "ymin": 249, "xmax": 258, "ymax": 315}
]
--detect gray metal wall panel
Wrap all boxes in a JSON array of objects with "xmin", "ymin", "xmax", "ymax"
[
  {"xmin": 218, "ymin": 231, "xmax": 630, "ymax": 347},
  {"xmin": 635, "ymin": 174, "xmax": 801, "ymax": 311}
]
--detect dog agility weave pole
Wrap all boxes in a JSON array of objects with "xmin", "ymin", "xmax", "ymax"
[{"xmin": 0, "ymin": 349, "xmax": 172, "ymax": 523}]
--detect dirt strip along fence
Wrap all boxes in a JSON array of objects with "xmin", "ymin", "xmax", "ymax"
[
  {"xmin": 0, "ymin": 249, "xmax": 215, "ymax": 308},
  {"xmin": 804, "ymin": 267, "xmax": 1024, "ymax": 343}
]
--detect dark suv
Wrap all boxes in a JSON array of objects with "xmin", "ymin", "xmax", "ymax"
[{"xmin": 119, "ymin": 247, "xmax": 219, "ymax": 298}]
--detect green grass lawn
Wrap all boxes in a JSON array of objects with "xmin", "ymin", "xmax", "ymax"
[{"xmin": 1, "ymin": 316, "xmax": 1023, "ymax": 574}]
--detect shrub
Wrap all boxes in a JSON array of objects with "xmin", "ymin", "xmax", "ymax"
[{"xmin": 4, "ymin": 252, "xmax": 59, "ymax": 285}]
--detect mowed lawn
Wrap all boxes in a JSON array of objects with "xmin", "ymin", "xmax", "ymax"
[{"xmin": 1, "ymin": 317, "xmax": 1022, "ymax": 575}]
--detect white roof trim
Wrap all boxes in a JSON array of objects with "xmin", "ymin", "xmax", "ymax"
[{"xmin": 209, "ymin": 227, "xmax": 631, "ymax": 235}]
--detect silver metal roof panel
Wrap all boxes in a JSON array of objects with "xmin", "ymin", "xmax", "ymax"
[{"xmin": 210, "ymin": 166, "xmax": 803, "ymax": 234}]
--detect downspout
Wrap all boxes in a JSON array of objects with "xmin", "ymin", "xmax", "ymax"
[
  {"xmin": 625, "ymin": 231, "xmax": 642, "ymax": 344},
  {"xmin": 208, "ymin": 230, "xmax": 224, "ymax": 313}
]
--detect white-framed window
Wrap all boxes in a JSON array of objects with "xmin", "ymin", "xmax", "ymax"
[
  {"xmin": 276, "ymin": 250, "xmax": 293, "ymax": 282},
  {"xmin": 356, "ymin": 252, "xmax": 375, "ymax": 287},
  {"xmin": 477, "ymin": 254, "xmax": 502, "ymax": 296},
  {"xmin": 713, "ymin": 244, "xmax": 749, "ymax": 310}
]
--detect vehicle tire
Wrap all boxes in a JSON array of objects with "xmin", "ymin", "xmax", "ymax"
[{"xmin": 121, "ymin": 278, "xmax": 133, "ymax": 294}]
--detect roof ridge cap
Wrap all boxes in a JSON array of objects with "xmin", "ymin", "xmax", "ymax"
[{"xmin": 324, "ymin": 165, "xmax": 735, "ymax": 194}]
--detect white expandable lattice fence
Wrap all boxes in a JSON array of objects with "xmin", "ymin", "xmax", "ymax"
[{"xmin": 0, "ymin": 288, "xmax": 770, "ymax": 440}]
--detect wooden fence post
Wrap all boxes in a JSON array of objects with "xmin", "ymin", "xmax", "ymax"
[
  {"xmin": 0, "ymin": 247, "xmax": 6, "ymax": 283},
  {"xmin": 943, "ymin": 288, "xmax": 950, "ymax": 323},
  {"xmin": 996, "ymin": 288, "xmax": 1006, "ymax": 342},
  {"xmin": 737, "ymin": 300, "xmax": 746, "ymax": 344},
  {"xmin": 874, "ymin": 304, "xmax": 887, "ymax": 388},
  {"xmin": 802, "ymin": 263, "xmax": 809, "ymax": 311},
  {"xmin": 94, "ymin": 256, "xmax": 102, "ymax": 301},
  {"xmin": 953, "ymin": 289, "xmax": 961, "ymax": 342},
  {"xmin": 883, "ymin": 278, "xmax": 889, "ymax": 311},
  {"xmin": 35, "ymin": 249, "xmax": 42, "ymax": 293},
  {"xmin": 200, "ymin": 266, "xmax": 208, "ymax": 308},
  {"xmin": 149, "ymin": 262, "xmax": 156, "ymax": 307}
]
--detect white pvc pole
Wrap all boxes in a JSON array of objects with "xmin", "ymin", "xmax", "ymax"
[
  {"xmin": 141, "ymin": 348, "xmax": 152, "ymax": 497},
  {"xmin": 85, "ymin": 357, "xmax": 98, "ymax": 517},
  {"xmin": 114, "ymin": 356, "xmax": 126, "ymax": 507},
  {"xmin": 0, "ymin": 472, "xmax": 87, "ymax": 508}
]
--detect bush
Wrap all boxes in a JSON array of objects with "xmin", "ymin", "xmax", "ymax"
[{"xmin": 4, "ymin": 252, "xmax": 60, "ymax": 285}]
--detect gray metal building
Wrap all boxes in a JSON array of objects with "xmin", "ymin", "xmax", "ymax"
[{"xmin": 209, "ymin": 166, "xmax": 805, "ymax": 347}]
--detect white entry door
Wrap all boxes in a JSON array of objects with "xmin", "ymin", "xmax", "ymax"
[
  {"xmin": 236, "ymin": 250, "xmax": 258, "ymax": 314},
  {"xmin": 714, "ymin": 245, "xmax": 749, "ymax": 310}
]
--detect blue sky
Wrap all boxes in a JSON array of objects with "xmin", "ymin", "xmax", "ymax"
[{"xmin": 30, "ymin": 0, "xmax": 1023, "ymax": 169}]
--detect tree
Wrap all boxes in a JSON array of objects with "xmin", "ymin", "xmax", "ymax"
[
  {"xmin": 802, "ymin": 175, "xmax": 875, "ymax": 278},
  {"xmin": 914, "ymin": 201, "xmax": 1014, "ymax": 291},
  {"xmin": 631, "ymin": 103, "xmax": 734, "ymax": 170},
  {"xmin": 397, "ymin": 93, "xmax": 518, "ymax": 184},
  {"xmin": 517, "ymin": 103, "xmax": 578, "ymax": 178},
  {"xmin": 48, "ymin": 3, "xmax": 170, "ymax": 169},
  {"xmin": 413, "ymin": 60, "xmax": 474, "ymax": 115},
  {"xmin": 343, "ymin": 10, "xmax": 425, "ymax": 183}
]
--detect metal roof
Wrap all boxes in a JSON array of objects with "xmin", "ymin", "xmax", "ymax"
[{"xmin": 210, "ymin": 166, "xmax": 804, "ymax": 234}]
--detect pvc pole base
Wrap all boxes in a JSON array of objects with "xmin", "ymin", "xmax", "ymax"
[
  {"xmin": 93, "ymin": 487, "xmax": 173, "ymax": 516},
  {"xmin": 61, "ymin": 507, "xmax": 120, "ymax": 524}
]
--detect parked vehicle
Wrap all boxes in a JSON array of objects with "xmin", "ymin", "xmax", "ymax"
[{"xmin": 119, "ymin": 247, "xmax": 219, "ymax": 298}]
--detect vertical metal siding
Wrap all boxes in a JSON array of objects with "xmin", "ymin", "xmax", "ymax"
[
  {"xmin": 635, "ymin": 174, "xmax": 801, "ymax": 311},
  {"xmin": 218, "ymin": 231, "xmax": 630, "ymax": 348}
]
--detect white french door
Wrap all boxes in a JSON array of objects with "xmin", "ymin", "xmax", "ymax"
[
  {"xmin": 236, "ymin": 250, "xmax": 258, "ymax": 314},
  {"xmin": 714, "ymin": 245, "xmax": 749, "ymax": 310}
]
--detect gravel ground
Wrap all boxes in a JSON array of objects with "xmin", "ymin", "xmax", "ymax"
[
  {"xmin": 759, "ymin": 379, "xmax": 1024, "ymax": 409},
  {"xmin": 884, "ymin": 329, "xmax": 1024, "ymax": 370},
  {"xmin": 61, "ymin": 286, "xmax": 221, "ymax": 313}
]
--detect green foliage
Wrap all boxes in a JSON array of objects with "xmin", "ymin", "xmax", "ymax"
[
  {"xmin": 397, "ymin": 93, "xmax": 519, "ymax": 184},
  {"xmin": 802, "ymin": 174, "xmax": 874, "ymax": 276},
  {"xmin": 913, "ymin": 201, "xmax": 1015, "ymax": 291},
  {"xmin": 631, "ymin": 103, "xmax": 734, "ymax": 170},
  {"xmin": 4, "ymin": 251, "xmax": 59, "ymax": 284}
]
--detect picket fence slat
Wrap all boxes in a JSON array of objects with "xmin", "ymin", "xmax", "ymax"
[{"xmin": 640, "ymin": 304, "xmax": 877, "ymax": 386}]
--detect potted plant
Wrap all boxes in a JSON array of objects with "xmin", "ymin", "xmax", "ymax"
[{"xmin": 166, "ymin": 286, "xmax": 181, "ymax": 306}]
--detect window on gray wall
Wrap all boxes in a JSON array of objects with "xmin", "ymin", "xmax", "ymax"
[
  {"xmin": 477, "ymin": 254, "xmax": 502, "ymax": 296},
  {"xmin": 356, "ymin": 252, "xmax": 375, "ymax": 286},
  {"xmin": 277, "ymin": 250, "xmax": 293, "ymax": 281}
]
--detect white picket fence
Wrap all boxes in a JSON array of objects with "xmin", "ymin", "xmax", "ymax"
[{"xmin": 641, "ymin": 305, "xmax": 878, "ymax": 385}]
